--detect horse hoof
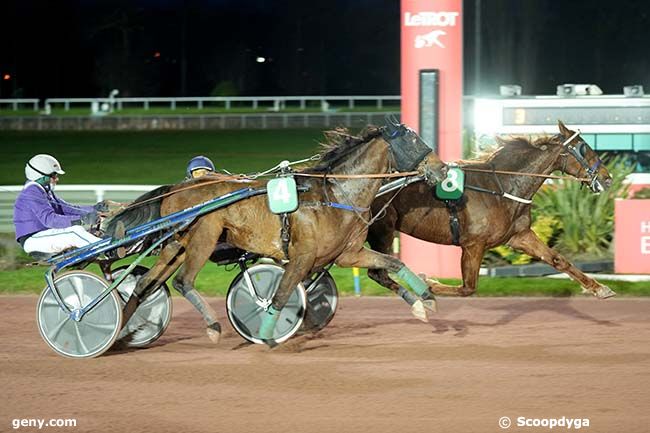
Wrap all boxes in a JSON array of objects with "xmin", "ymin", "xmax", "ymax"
[
  {"xmin": 206, "ymin": 322, "xmax": 222, "ymax": 344},
  {"xmin": 596, "ymin": 285, "xmax": 616, "ymax": 299},
  {"xmin": 422, "ymin": 299, "xmax": 438, "ymax": 313},
  {"xmin": 425, "ymin": 277, "xmax": 441, "ymax": 287},
  {"xmin": 411, "ymin": 300, "xmax": 429, "ymax": 323},
  {"xmin": 263, "ymin": 339, "xmax": 278, "ymax": 348}
]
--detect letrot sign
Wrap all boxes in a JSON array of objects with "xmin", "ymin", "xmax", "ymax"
[{"xmin": 400, "ymin": 0, "xmax": 463, "ymax": 278}]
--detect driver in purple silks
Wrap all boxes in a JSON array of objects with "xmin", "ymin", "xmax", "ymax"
[{"xmin": 13, "ymin": 154, "xmax": 108, "ymax": 255}]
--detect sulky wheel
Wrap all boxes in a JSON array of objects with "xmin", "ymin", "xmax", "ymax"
[
  {"xmin": 112, "ymin": 265, "xmax": 173, "ymax": 348},
  {"xmin": 36, "ymin": 271, "xmax": 123, "ymax": 359},
  {"xmin": 226, "ymin": 263, "xmax": 306, "ymax": 345},
  {"xmin": 301, "ymin": 270, "xmax": 338, "ymax": 332}
]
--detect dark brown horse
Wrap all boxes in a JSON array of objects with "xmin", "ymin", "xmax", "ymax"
[
  {"xmin": 367, "ymin": 121, "xmax": 616, "ymax": 299},
  {"xmin": 114, "ymin": 126, "xmax": 448, "ymax": 346}
]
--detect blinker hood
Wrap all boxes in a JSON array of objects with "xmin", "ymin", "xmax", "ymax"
[{"xmin": 381, "ymin": 116, "xmax": 433, "ymax": 172}]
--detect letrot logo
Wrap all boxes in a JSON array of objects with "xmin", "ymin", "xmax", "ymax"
[
  {"xmin": 405, "ymin": 11, "xmax": 458, "ymax": 49},
  {"xmin": 415, "ymin": 30, "xmax": 446, "ymax": 48},
  {"xmin": 404, "ymin": 11, "xmax": 459, "ymax": 27}
]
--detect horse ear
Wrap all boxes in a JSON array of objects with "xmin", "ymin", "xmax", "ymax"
[{"xmin": 557, "ymin": 120, "xmax": 572, "ymax": 137}]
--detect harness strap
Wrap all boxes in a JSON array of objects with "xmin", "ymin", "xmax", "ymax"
[
  {"xmin": 464, "ymin": 185, "xmax": 532, "ymax": 204},
  {"xmin": 300, "ymin": 200, "xmax": 369, "ymax": 212},
  {"xmin": 444, "ymin": 200, "xmax": 461, "ymax": 246},
  {"xmin": 463, "ymin": 164, "xmax": 533, "ymax": 204},
  {"xmin": 280, "ymin": 213, "xmax": 291, "ymax": 260}
]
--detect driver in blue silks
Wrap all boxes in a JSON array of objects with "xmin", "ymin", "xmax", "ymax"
[{"xmin": 185, "ymin": 155, "xmax": 216, "ymax": 180}]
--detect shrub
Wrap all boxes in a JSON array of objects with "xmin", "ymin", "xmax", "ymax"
[
  {"xmin": 489, "ymin": 215, "xmax": 561, "ymax": 265},
  {"xmin": 633, "ymin": 187, "xmax": 650, "ymax": 199},
  {"xmin": 532, "ymin": 156, "xmax": 633, "ymax": 259}
]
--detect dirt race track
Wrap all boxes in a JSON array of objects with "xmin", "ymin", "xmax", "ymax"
[{"xmin": 2, "ymin": 295, "xmax": 649, "ymax": 433}]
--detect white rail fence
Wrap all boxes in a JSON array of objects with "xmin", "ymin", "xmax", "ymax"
[
  {"xmin": 0, "ymin": 96, "xmax": 400, "ymax": 113},
  {"xmin": 45, "ymin": 95, "xmax": 400, "ymax": 111},
  {"xmin": 0, "ymin": 185, "xmax": 158, "ymax": 233},
  {"xmin": 0, "ymin": 99, "xmax": 40, "ymax": 111},
  {"xmin": 0, "ymin": 111, "xmax": 400, "ymax": 131}
]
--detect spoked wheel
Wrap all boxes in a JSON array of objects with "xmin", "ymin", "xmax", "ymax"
[
  {"xmin": 36, "ymin": 271, "xmax": 122, "ymax": 359},
  {"xmin": 226, "ymin": 263, "xmax": 306, "ymax": 345},
  {"xmin": 301, "ymin": 270, "xmax": 339, "ymax": 332},
  {"xmin": 112, "ymin": 265, "xmax": 173, "ymax": 348}
]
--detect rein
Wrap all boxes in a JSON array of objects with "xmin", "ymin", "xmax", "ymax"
[
  {"xmin": 120, "ymin": 175, "xmax": 249, "ymax": 210},
  {"xmin": 293, "ymin": 171, "xmax": 420, "ymax": 179},
  {"xmin": 119, "ymin": 171, "xmax": 422, "ymax": 212},
  {"xmin": 459, "ymin": 167, "xmax": 590, "ymax": 182}
]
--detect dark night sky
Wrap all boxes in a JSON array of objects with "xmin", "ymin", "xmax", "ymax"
[{"xmin": 1, "ymin": 0, "xmax": 649, "ymax": 99}]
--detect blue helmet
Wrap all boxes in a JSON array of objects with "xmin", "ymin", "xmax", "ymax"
[{"xmin": 186, "ymin": 155, "xmax": 216, "ymax": 178}]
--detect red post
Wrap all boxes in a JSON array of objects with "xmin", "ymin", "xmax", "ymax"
[{"xmin": 400, "ymin": 0, "xmax": 463, "ymax": 278}]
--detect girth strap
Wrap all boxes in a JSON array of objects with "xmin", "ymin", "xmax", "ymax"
[
  {"xmin": 280, "ymin": 213, "xmax": 291, "ymax": 260},
  {"xmin": 444, "ymin": 200, "xmax": 461, "ymax": 246}
]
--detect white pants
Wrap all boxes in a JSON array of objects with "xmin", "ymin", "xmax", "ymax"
[{"xmin": 23, "ymin": 226, "xmax": 102, "ymax": 254}]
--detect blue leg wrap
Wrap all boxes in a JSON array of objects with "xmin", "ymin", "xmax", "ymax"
[
  {"xmin": 259, "ymin": 306, "xmax": 281, "ymax": 341},
  {"xmin": 397, "ymin": 266, "xmax": 429, "ymax": 297}
]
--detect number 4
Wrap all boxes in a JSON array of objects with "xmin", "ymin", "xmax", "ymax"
[{"xmin": 272, "ymin": 179, "xmax": 291, "ymax": 203}]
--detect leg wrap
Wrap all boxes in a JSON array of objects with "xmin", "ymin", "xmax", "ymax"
[
  {"xmin": 259, "ymin": 306, "xmax": 281, "ymax": 341},
  {"xmin": 397, "ymin": 266, "xmax": 429, "ymax": 297},
  {"xmin": 397, "ymin": 286, "xmax": 418, "ymax": 306},
  {"xmin": 184, "ymin": 289, "xmax": 218, "ymax": 325}
]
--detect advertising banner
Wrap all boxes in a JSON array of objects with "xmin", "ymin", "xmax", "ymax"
[{"xmin": 614, "ymin": 200, "xmax": 650, "ymax": 274}]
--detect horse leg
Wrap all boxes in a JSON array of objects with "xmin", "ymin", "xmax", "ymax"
[
  {"xmin": 426, "ymin": 243, "xmax": 485, "ymax": 296},
  {"xmin": 366, "ymin": 223, "xmax": 402, "ymax": 301},
  {"xmin": 172, "ymin": 220, "xmax": 224, "ymax": 343},
  {"xmin": 122, "ymin": 238, "xmax": 187, "ymax": 325},
  {"xmin": 258, "ymin": 251, "xmax": 317, "ymax": 346},
  {"xmin": 507, "ymin": 229, "xmax": 615, "ymax": 299},
  {"xmin": 336, "ymin": 246, "xmax": 435, "ymax": 322}
]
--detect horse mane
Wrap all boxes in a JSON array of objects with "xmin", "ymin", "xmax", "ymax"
[
  {"xmin": 103, "ymin": 184, "xmax": 174, "ymax": 237},
  {"xmin": 305, "ymin": 126, "xmax": 383, "ymax": 173},
  {"xmin": 460, "ymin": 135, "xmax": 561, "ymax": 167}
]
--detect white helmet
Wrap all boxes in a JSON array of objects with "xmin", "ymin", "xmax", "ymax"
[{"xmin": 25, "ymin": 154, "xmax": 65, "ymax": 181}]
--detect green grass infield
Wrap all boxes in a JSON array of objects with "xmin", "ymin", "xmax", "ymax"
[{"xmin": 0, "ymin": 258, "xmax": 647, "ymax": 297}]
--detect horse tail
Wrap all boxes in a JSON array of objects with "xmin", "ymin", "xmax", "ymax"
[{"xmin": 103, "ymin": 185, "xmax": 173, "ymax": 237}]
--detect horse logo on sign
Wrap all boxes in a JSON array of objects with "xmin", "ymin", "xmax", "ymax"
[{"xmin": 414, "ymin": 30, "xmax": 446, "ymax": 49}]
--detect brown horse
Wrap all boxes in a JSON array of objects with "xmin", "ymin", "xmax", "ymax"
[
  {"xmin": 367, "ymin": 121, "xmax": 616, "ymax": 299},
  {"xmin": 114, "ymin": 126, "xmax": 448, "ymax": 346}
]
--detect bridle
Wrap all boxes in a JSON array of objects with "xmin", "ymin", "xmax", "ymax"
[{"xmin": 556, "ymin": 130, "xmax": 604, "ymax": 192}]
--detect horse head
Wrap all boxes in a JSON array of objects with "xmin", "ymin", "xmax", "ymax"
[{"xmin": 555, "ymin": 120, "xmax": 612, "ymax": 192}]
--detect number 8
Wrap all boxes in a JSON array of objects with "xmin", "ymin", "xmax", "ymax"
[{"xmin": 441, "ymin": 169, "xmax": 459, "ymax": 192}]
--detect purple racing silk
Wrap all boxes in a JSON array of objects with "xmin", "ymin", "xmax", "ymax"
[{"xmin": 13, "ymin": 182, "xmax": 94, "ymax": 240}]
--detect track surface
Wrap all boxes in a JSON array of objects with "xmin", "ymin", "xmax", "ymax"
[{"xmin": 2, "ymin": 295, "xmax": 649, "ymax": 433}]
